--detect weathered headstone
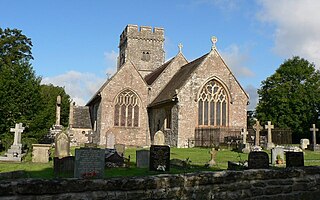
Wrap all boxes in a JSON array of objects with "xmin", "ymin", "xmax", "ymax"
[
  {"xmin": 241, "ymin": 128, "xmax": 250, "ymax": 153},
  {"xmin": 106, "ymin": 133, "xmax": 115, "ymax": 149},
  {"xmin": 32, "ymin": 144, "xmax": 51, "ymax": 163},
  {"xmin": 74, "ymin": 148, "xmax": 105, "ymax": 178},
  {"xmin": 271, "ymin": 146, "xmax": 284, "ymax": 165},
  {"xmin": 149, "ymin": 145, "xmax": 170, "ymax": 171},
  {"xmin": 248, "ymin": 151, "xmax": 269, "ymax": 169},
  {"xmin": 286, "ymin": 152, "xmax": 304, "ymax": 167},
  {"xmin": 54, "ymin": 131, "xmax": 70, "ymax": 158},
  {"xmin": 114, "ymin": 144, "xmax": 125, "ymax": 156},
  {"xmin": 207, "ymin": 148, "xmax": 217, "ymax": 166},
  {"xmin": 154, "ymin": 130, "xmax": 165, "ymax": 145},
  {"xmin": 300, "ymin": 138, "xmax": 310, "ymax": 150},
  {"xmin": 253, "ymin": 121, "xmax": 263, "ymax": 146},
  {"xmin": 265, "ymin": 121, "xmax": 275, "ymax": 150},
  {"xmin": 0, "ymin": 123, "xmax": 25, "ymax": 162},
  {"xmin": 308, "ymin": 124, "xmax": 320, "ymax": 151},
  {"xmin": 136, "ymin": 149, "xmax": 150, "ymax": 168}
]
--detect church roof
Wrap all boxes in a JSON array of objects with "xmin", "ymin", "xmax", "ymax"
[
  {"xmin": 72, "ymin": 106, "xmax": 92, "ymax": 129},
  {"xmin": 144, "ymin": 58, "xmax": 174, "ymax": 85},
  {"xmin": 150, "ymin": 53, "xmax": 209, "ymax": 107}
]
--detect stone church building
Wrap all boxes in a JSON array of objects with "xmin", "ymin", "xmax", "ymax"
[{"xmin": 68, "ymin": 24, "xmax": 249, "ymax": 148}]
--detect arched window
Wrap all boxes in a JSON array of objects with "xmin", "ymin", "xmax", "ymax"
[
  {"xmin": 114, "ymin": 89, "xmax": 140, "ymax": 127},
  {"xmin": 198, "ymin": 79, "xmax": 228, "ymax": 127}
]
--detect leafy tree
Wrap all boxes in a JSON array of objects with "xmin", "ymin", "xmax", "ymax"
[{"xmin": 256, "ymin": 56, "xmax": 320, "ymax": 142}]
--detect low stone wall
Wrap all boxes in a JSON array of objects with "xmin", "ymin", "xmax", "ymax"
[{"xmin": 1, "ymin": 166, "xmax": 320, "ymax": 200}]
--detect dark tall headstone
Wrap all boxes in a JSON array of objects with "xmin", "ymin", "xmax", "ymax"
[
  {"xmin": 286, "ymin": 152, "xmax": 304, "ymax": 168},
  {"xmin": 149, "ymin": 145, "xmax": 170, "ymax": 171},
  {"xmin": 248, "ymin": 151, "xmax": 269, "ymax": 169}
]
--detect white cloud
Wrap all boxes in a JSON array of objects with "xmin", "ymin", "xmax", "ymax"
[
  {"xmin": 245, "ymin": 84, "xmax": 259, "ymax": 110},
  {"xmin": 42, "ymin": 71, "xmax": 105, "ymax": 106},
  {"xmin": 257, "ymin": 0, "xmax": 320, "ymax": 67},
  {"xmin": 104, "ymin": 50, "xmax": 117, "ymax": 76},
  {"xmin": 220, "ymin": 44, "xmax": 255, "ymax": 77}
]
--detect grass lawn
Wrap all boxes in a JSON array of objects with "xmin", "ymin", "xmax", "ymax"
[{"xmin": 1, "ymin": 147, "xmax": 320, "ymax": 179}]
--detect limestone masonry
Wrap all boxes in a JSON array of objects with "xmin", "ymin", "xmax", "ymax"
[{"xmin": 69, "ymin": 24, "xmax": 249, "ymax": 147}]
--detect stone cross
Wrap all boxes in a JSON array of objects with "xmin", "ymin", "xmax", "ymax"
[
  {"xmin": 56, "ymin": 95, "xmax": 61, "ymax": 126},
  {"xmin": 10, "ymin": 123, "xmax": 25, "ymax": 146},
  {"xmin": 178, "ymin": 43, "xmax": 183, "ymax": 53},
  {"xmin": 310, "ymin": 124, "xmax": 319, "ymax": 147},
  {"xmin": 253, "ymin": 120, "xmax": 263, "ymax": 146},
  {"xmin": 265, "ymin": 121, "xmax": 274, "ymax": 143},
  {"xmin": 84, "ymin": 131, "xmax": 94, "ymax": 143},
  {"xmin": 211, "ymin": 36, "xmax": 218, "ymax": 50},
  {"xmin": 208, "ymin": 148, "xmax": 216, "ymax": 166},
  {"xmin": 241, "ymin": 128, "xmax": 248, "ymax": 144}
]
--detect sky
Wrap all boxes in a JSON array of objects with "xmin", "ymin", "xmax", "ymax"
[{"xmin": 1, "ymin": 0, "xmax": 320, "ymax": 110}]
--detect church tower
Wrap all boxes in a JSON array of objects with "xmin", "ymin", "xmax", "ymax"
[{"xmin": 118, "ymin": 25, "xmax": 165, "ymax": 77}]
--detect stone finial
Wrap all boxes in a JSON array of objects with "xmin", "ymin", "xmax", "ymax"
[
  {"xmin": 211, "ymin": 36, "xmax": 218, "ymax": 50},
  {"xmin": 178, "ymin": 43, "xmax": 183, "ymax": 53}
]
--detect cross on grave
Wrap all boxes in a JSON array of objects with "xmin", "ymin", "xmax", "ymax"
[
  {"xmin": 10, "ymin": 123, "xmax": 25, "ymax": 147},
  {"xmin": 83, "ymin": 131, "xmax": 94, "ymax": 143},
  {"xmin": 241, "ymin": 128, "xmax": 248, "ymax": 144},
  {"xmin": 265, "ymin": 121, "xmax": 274, "ymax": 143},
  {"xmin": 208, "ymin": 148, "xmax": 216, "ymax": 166},
  {"xmin": 253, "ymin": 121, "xmax": 263, "ymax": 146},
  {"xmin": 310, "ymin": 124, "xmax": 319, "ymax": 147}
]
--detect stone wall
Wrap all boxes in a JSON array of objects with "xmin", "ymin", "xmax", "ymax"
[{"xmin": 1, "ymin": 167, "xmax": 320, "ymax": 200}]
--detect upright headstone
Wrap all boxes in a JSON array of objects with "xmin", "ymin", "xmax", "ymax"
[
  {"xmin": 74, "ymin": 148, "xmax": 105, "ymax": 178},
  {"xmin": 253, "ymin": 121, "xmax": 263, "ymax": 146},
  {"xmin": 300, "ymin": 139, "xmax": 310, "ymax": 150},
  {"xmin": 32, "ymin": 144, "xmax": 51, "ymax": 163},
  {"xmin": 106, "ymin": 133, "xmax": 115, "ymax": 149},
  {"xmin": 114, "ymin": 144, "xmax": 125, "ymax": 156},
  {"xmin": 0, "ymin": 123, "xmax": 25, "ymax": 162},
  {"xmin": 286, "ymin": 152, "xmax": 304, "ymax": 167},
  {"xmin": 149, "ymin": 145, "xmax": 170, "ymax": 171},
  {"xmin": 241, "ymin": 128, "xmax": 250, "ymax": 153},
  {"xmin": 271, "ymin": 146, "xmax": 284, "ymax": 165},
  {"xmin": 248, "ymin": 151, "xmax": 269, "ymax": 169},
  {"xmin": 83, "ymin": 131, "xmax": 97, "ymax": 148},
  {"xmin": 309, "ymin": 124, "xmax": 320, "ymax": 151},
  {"xmin": 154, "ymin": 130, "xmax": 165, "ymax": 145},
  {"xmin": 136, "ymin": 149, "xmax": 150, "ymax": 168},
  {"xmin": 265, "ymin": 121, "xmax": 275, "ymax": 150},
  {"xmin": 55, "ymin": 131, "xmax": 70, "ymax": 158}
]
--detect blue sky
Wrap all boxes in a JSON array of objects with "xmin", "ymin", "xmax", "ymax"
[{"xmin": 1, "ymin": 0, "xmax": 320, "ymax": 109}]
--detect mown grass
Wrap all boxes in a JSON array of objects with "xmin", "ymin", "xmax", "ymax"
[{"xmin": 1, "ymin": 147, "xmax": 320, "ymax": 179}]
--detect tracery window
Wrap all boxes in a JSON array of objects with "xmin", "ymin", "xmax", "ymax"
[
  {"xmin": 198, "ymin": 79, "xmax": 228, "ymax": 127},
  {"xmin": 114, "ymin": 89, "xmax": 140, "ymax": 127}
]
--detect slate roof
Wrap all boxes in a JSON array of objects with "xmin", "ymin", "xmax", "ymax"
[
  {"xmin": 149, "ymin": 53, "xmax": 209, "ymax": 107},
  {"xmin": 144, "ymin": 58, "xmax": 174, "ymax": 85},
  {"xmin": 72, "ymin": 106, "xmax": 92, "ymax": 129}
]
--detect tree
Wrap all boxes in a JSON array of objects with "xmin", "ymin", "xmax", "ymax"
[{"xmin": 256, "ymin": 56, "xmax": 320, "ymax": 142}]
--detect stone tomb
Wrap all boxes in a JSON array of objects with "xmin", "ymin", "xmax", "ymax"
[
  {"xmin": 248, "ymin": 151, "xmax": 269, "ymax": 169},
  {"xmin": 149, "ymin": 145, "xmax": 170, "ymax": 171},
  {"xmin": 286, "ymin": 152, "xmax": 304, "ymax": 168},
  {"xmin": 32, "ymin": 144, "xmax": 51, "ymax": 163},
  {"xmin": 136, "ymin": 149, "xmax": 150, "ymax": 168},
  {"xmin": 74, "ymin": 148, "xmax": 105, "ymax": 179}
]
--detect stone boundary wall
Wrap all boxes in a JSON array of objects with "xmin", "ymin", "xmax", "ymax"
[{"xmin": 1, "ymin": 167, "xmax": 320, "ymax": 200}]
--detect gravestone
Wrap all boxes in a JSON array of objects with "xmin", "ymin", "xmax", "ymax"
[
  {"xmin": 54, "ymin": 156, "xmax": 75, "ymax": 176},
  {"xmin": 32, "ymin": 144, "xmax": 51, "ymax": 163},
  {"xmin": 0, "ymin": 123, "xmax": 25, "ymax": 162},
  {"xmin": 300, "ymin": 139, "xmax": 310, "ymax": 150},
  {"xmin": 265, "ymin": 121, "xmax": 275, "ymax": 150},
  {"xmin": 136, "ymin": 149, "xmax": 150, "ymax": 168},
  {"xmin": 149, "ymin": 145, "xmax": 170, "ymax": 171},
  {"xmin": 83, "ymin": 131, "xmax": 97, "ymax": 148},
  {"xmin": 241, "ymin": 128, "xmax": 250, "ymax": 153},
  {"xmin": 248, "ymin": 151, "xmax": 269, "ymax": 169},
  {"xmin": 271, "ymin": 146, "xmax": 284, "ymax": 165},
  {"xmin": 253, "ymin": 121, "xmax": 263, "ymax": 146},
  {"xmin": 207, "ymin": 148, "xmax": 216, "ymax": 166},
  {"xmin": 114, "ymin": 144, "xmax": 125, "ymax": 156},
  {"xmin": 106, "ymin": 133, "xmax": 115, "ymax": 149},
  {"xmin": 286, "ymin": 152, "xmax": 304, "ymax": 167},
  {"xmin": 54, "ymin": 131, "xmax": 70, "ymax": 158},
  {"xmin": 308, "ymin": 124, "xmax": 320, "ymax": 151},
  {"xmin": 154, "ymin": 130, "xmax": 165, "ymax": 145},
  {"xmin": 74, "ymin": 148, "xmax": 105, "ymax": 178}
]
